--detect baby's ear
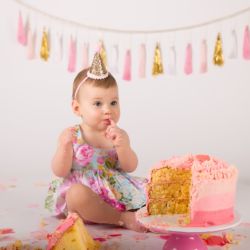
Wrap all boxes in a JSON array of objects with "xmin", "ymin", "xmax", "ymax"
[{"xmin": 71, "ymin": 99, "xmax": 81, "ymax": 116}]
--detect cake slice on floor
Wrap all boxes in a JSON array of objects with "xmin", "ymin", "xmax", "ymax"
[{"xmin": 47, "ymin": 213, "xmax": 100, "ymax": 250}]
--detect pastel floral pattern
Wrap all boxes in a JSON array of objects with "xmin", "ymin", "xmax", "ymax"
[
  {"xmin": 74, "ymin": 144, "xmax": 94, "ymax": 166},
  {"xmin": 45, "ymin": 125, "xmax": 147, "ymax": 216}
]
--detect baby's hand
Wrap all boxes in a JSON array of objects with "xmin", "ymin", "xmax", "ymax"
[
  {"xmin": 105, "ymin": 120, "xmax": 130, "ymax": 148},
  {"xmin": 58, "ymin": 127, "xmax": 76, "ymax": 148}
]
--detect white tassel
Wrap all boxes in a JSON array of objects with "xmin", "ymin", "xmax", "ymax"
[
  {"xmin": 53, "ymin": 33, "xmax": 63, "ymax": 62},
  {"xmin": 168, "ymin": 46, "xmax": 176, "ymax": 75},
  {"xmin": 229, "ymin": 29, "xmax": 238, "ymax": 59},
  {"xmin": 109, "ymin": 44, "xmax": 119, "ymax": 74},
  {"xmin": 82, "ymin": 42, "xmax": 89, "ymax": 69},
  {"xmin": 27, "ymin": 27, "xmax": 36, "ymax": 59}
]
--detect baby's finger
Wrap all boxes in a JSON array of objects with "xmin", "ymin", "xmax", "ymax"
[
  {"xmin": 108, "ymin": 131, "xmax": 117, "ymax": 140},
  {"xmin": 106, "ymin": 124, "xmax": 117, "ymax": 135},
  {"xmin": 109, "ymin": 119, "xmax": 116, "ymax": 126}
]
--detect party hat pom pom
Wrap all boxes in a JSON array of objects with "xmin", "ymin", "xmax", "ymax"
[
  {"xmin": 243, "ymin": 25, "xmax": 250, "ymax": 60},
  {"xmin": 184, "ymin": 43, "xmax": 193, "ymax": 75},
  {"xmin": 40, "ymin": 29, "xmax": 50, "ymax": 61},
  {"xmin": 122, "ymin": 49, "xmax": 132, "ymax": 81},
  {"xmin": 152, "ymin": 43, "xmax": 163, "ymax": 76},
  {"xmin": 213, "ymin": 33, "xmax": 224, "ymax": 66}
]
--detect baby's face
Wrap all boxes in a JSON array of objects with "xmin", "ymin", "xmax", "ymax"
[{"xmin": 77, "ymin": 84, "xmax": 120, "ymax": 131}]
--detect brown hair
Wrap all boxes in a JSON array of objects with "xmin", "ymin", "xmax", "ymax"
[{"xmin": 72, "ymin": 68, "xmax": 117, "ymax": 100}]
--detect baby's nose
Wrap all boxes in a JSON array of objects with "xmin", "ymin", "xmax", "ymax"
[{"xmin": 103, "ymin": 105, "xmax": 111, "ymax": 114}]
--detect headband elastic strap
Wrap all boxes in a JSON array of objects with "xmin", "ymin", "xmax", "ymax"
[{"xmin": 74, "ymin": 76, "xmax": 88, "ymax": 99}]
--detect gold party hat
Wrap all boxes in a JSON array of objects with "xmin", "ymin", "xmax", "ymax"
[{"xmin": 87, "ymin": 52, "xmax": 109, "ymax": 79}]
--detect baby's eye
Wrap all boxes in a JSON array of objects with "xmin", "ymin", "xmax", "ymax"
[
  {"xmin": 111, "ymin": 100, "xmax": 118, "ymax": 106},
  {"xmin": 94, "ymin": 101, "xmax": 102, "ymax": 107}
]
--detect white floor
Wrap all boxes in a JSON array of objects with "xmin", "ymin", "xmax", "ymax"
[{"xmin": 0, "ymin": 176, "xmax": 250, "ymax": 250}]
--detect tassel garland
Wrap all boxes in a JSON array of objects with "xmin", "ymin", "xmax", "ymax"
[{"xmin": 16, "ymin": 10, "xmax": 250, "ymax": 77}]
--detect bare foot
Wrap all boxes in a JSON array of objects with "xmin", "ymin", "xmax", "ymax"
[{"xmin": 119, "ymin": 211, "xmax": 148, "ymax": 232}]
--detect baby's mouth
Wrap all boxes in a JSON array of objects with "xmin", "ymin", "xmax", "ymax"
[{"xmin": 103, "ymin": 119, "xmax": 111, "ymax": 125}]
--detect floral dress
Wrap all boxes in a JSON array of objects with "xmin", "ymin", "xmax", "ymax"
[{"xmin": 45, "ymin": 125, "xmax": 147, "ymax": 216}]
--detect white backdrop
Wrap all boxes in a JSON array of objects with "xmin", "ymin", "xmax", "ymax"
[{"xmin": 0, "ymin": 0, "xmax": 250, "ymax": 181}]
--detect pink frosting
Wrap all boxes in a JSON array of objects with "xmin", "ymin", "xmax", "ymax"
[
  {"xmin": 189, "ymin": 207, "xmax": 234, "ymax": 226},
  {"xmin": 46, "ymin": 213, "xmax": 78, "ymax": 250},
  {"xmin": 149, "ymin": 154, "xmax": 237, "ymax": 181}
]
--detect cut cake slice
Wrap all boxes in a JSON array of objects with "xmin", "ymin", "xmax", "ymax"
[{"xmin": 47, "ymin": 213, "xmax": 100, "ymax": 250}]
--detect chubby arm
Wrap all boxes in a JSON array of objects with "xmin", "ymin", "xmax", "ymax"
[
  {"xmin": 51, "ymin": 127, "xmax": 75, "ymax": 177},
  {"xmin": 106, "ymin": 120, "xmax": 138, "ymax": 172},
  {"xmin": 115, "ymin": 146, "xmax": 138, "ymax": 172}
]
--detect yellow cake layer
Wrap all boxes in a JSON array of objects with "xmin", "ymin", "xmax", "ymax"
[
  {"xmin": 150, "ymin": 167, "xmax": 191, "ymax": 183},
  {"xmin": 148, "ymin": 199, "xmax": 189, "ymax": 215},
  {"xmin": 148, "ymin": 182, "xmax": 190, "ymax": 199},
  {"xmin": 54, "ymin": 218, "xmax": 100, "ymax": 250}
]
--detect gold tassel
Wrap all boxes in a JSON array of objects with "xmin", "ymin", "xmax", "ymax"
[
  {"xmin": 213, "ymin": 33, "xmax": 224, "ymax": 66},
  {"xmin": 40, "ymin": 30, "xmax": 49, "ymax": 61},
  {"xmin": 99, "ymin": 40, "xmax": 107, "ymax": 67},
  {"xmin": 152, "ymin": 43, "xmax": 163, "ymax": 75}
]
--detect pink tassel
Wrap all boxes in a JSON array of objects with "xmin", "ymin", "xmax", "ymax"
[
  {"xmin": 109, "ymin": 44, "xmax": 119, "ymax": 74},
  {"xmin": 200, "ymin": 39, "xmax": 207, "ymax": 73},
  {"xmin": 138, "ymin": 44, "xmax": 146, "ymax": 78},
  {"xmin": 82, "ymin": 43, "xmax": 89, "ymax": 69},
  {"xmin": 68, "ymin": 36, "xmax": 77, "ymax": 72},
  {"xmin": 27, "ymin": 28, "xmax": 36, "ymax": 59},
  {"xmin": 184, "ymin": 43, "xmax": 192, "ymax": 75},
  {"xmin": 243, "ymin": 25, "xmax": 250, "ymax": 60},
  {"xmin": 17, "ymin": 11, "xmax": 27, "ymax": 46},
  {"xmin": 123, "ymin": 49, "xmax": 131, "ymax": 81}
]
